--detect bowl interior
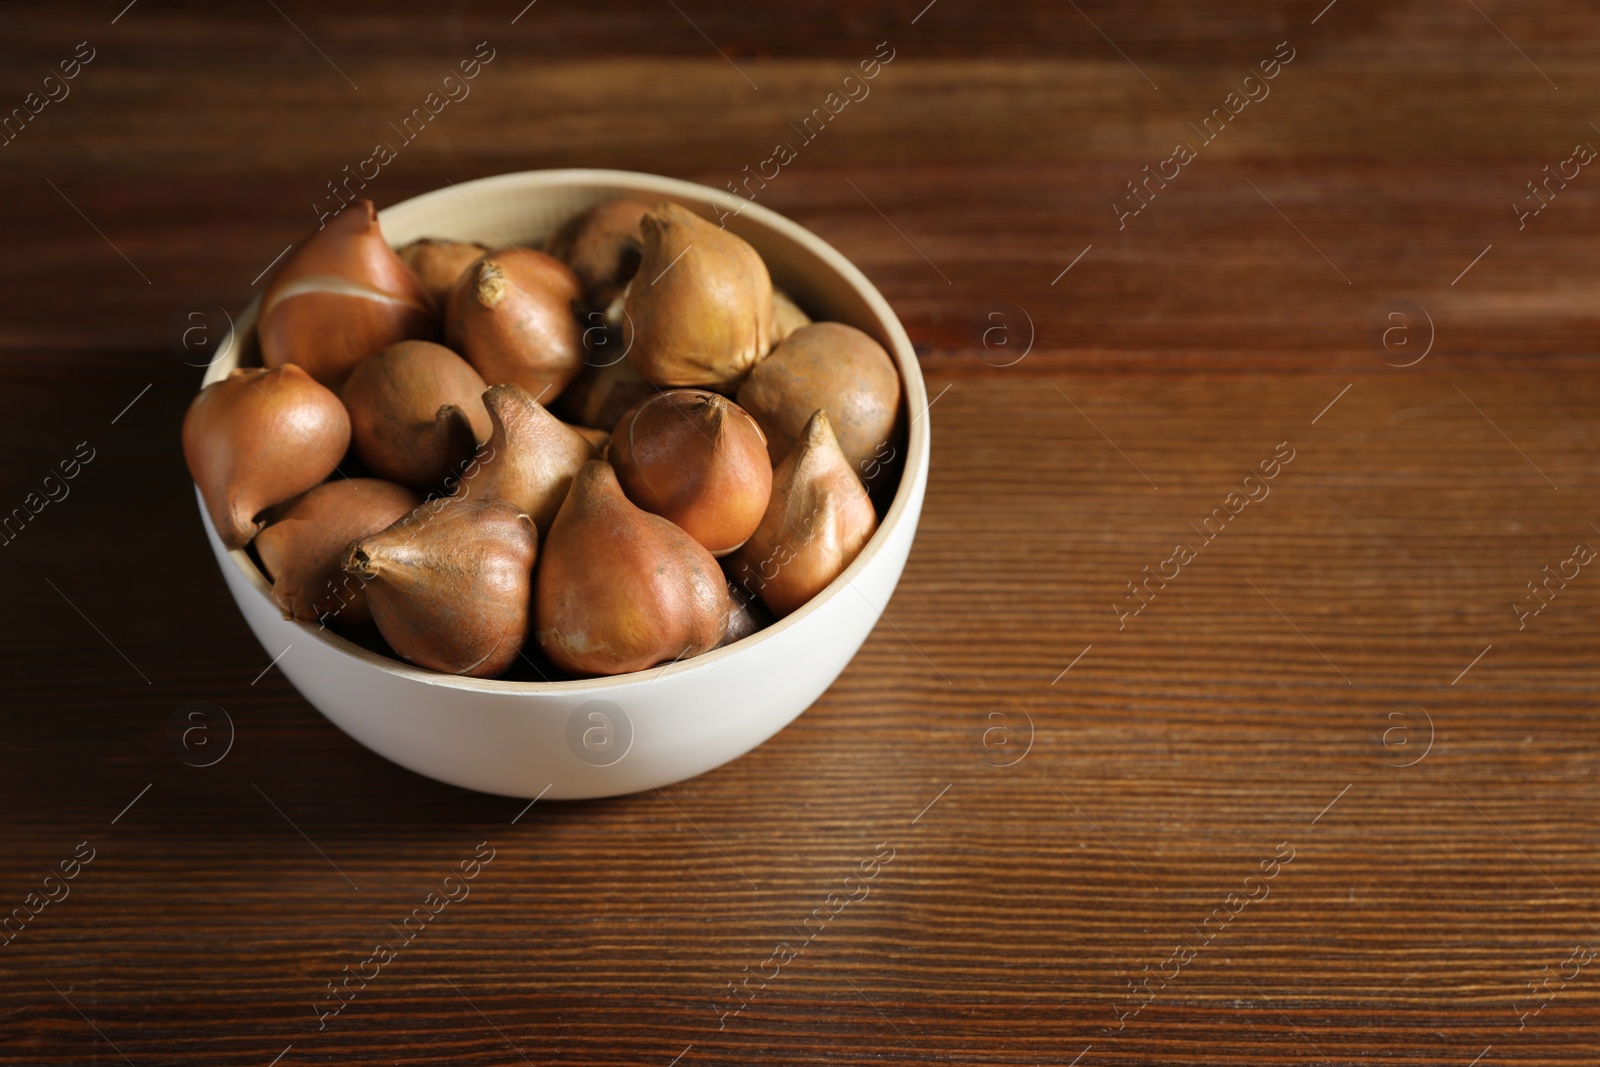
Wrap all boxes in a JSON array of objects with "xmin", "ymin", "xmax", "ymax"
[{"xmin": 205, "ymin": 169, "xmax": 929, "ymax": 693}]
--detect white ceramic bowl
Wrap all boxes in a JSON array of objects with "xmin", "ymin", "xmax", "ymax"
[{"xmin": 198, "ymin": 169, "xmax": 929, "ymax": 799}]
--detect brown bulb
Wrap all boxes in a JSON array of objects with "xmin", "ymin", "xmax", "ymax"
[
  {"xmin": 399, "ymin": 237, "xmax": 489, "ymax": 309},
  {"xmin": 445, "ymin": 248, "xmax": 584, "ymax": 401},
  {"xmin": 182, "ymin": 365, "xmax": 351, "ymax": 549},
  {"xmin": 609, "ymin": 390, "xmax": 771, "ymax": 556},
  {"xmin": 730, "ymin": 410, "xmax": 877, "ymax": 618},
  {"xmin": 717, "ymin": 579, "xmax": 772, "ymax": 648},
  {"xmin": 260, "ymin": 200, "xmax": 435, "ymax": 390},
  {"xmin": 343, "ymin": 498, "xmax": 537, "ymax": 678},
  {"xmin": 624, "ymin": 202, "xmax": 774, "ymax": 389},
  {"xmin": 571, "ymin": 425, "xmax": 610, "ymax": 453},
  {"xmin": 460, "ymin": 383, "xmax": 599, "ymax": 532},
  {"xmin": 737, "ymin": 322, "xmax": 901, "ymax": 485},
  {"xmin": 342, "ymin": 340, "xmax": 491, "ymax": 491},
  {"xmin": 554, "ymin": 356, "xmax": 657, "ymax": 431},
  {"xmin": 535, "ymin": 461, "xmax": 728, "ymax": 676},
  {"xmin": 770, "ymin": 288, "xmax": 812, "ymax": 347},
  {"xmin": 255, "ymin": 478, "xmax": 420, "ymax": 626},
  {"xmin": 545, "ymin": 198, "xmax": 650, "ymax": 311}
]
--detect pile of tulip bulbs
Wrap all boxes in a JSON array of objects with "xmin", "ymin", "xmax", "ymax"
[{"xmin": 183, "ymin": 197, "xmax": 903, "ymax": 679}]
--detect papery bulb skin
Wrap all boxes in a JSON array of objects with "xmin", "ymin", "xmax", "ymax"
[
  {"xmin": 461, "ymin": 383, "xmax": 599, "ymax": 533},
  {"xmin": 255, "ymin": 478, "xmax": 420, "ymax": 626},
  {"xmin": 730, "ymin": 410, "xmax": 877, "ymax": 618},
  {"xmin": 769, "ymin": 289, "xmax": 812, "ymax": 348},
  {"xmin": 399, "ymin": 237, "xmax": 490, "ymax": 309},
  {"xmin": 545, "ymin": 199, "xmax": 651, "ymax": 312},
  {"xmin": 554, "ymin": 356, "xmax": 657, "ymax": 432},
  {"xmin": 737, "ymin": 321, "xmax": 901, "ymax": 482},
  {"xmin": 535, "ymin": 461, "xmax": 728, "ymax": 676},
  {"xmin": 342, "ymin": 340, "xmax": 491, "ymax": 491},
  {"xmin": 260, "ymin": 200, "xmax": 436, "ymax": 390},
  {"xmin": 342, "ymin": 498, "xmax": 537, "ymax": 678},
  {"xmin": 717, "ymin": 579, "xmax": 773, "ymax": 648},
  {"xmin": 182, "ymin": 364, "xmax": 351, "ymax": 549},
  {"xmin": 624, "ymin": 202, "xmax": 774, "ymax": 389},
  {"xmin": 571, "ymin": 425, "xmax": 610, "ymax": 453},
  {"xmin": 609, "ymin": 389, "xmax": 771, "ymax": 556},
  {"xmin": 445, "ymin": 248, "xmax": 584, "ymax": 403}
]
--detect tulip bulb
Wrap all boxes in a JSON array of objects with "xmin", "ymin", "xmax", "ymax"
[
  {"xmin": 730, "ymin": 410, "xmax": 877, "ymax": 617},
  {"xmin": 624, "ymin": 202, "xmax": 774, "ymax": 389},
  {"xmin": 718, "ymin": 579, "xmax": 772, "ymax": 648},
  {"xmin": 571, "ymin": 425, "xmax": 610, "ymax": 453},
  {"xmin": 737, "ymin": 321, "xmax": 901, "ymax": 484},
  {"xmin": 535, "ymin": 461, "xmax": 728, "ymax": 676},
  {"xmin": 770, "ymin": 289, "xmax": 812, "ymax": 347},
  {"xmin": 255, "ymin": 478, "xmax": 421, "ymax": 626},
  {"xmin": 182, "ymin": 364, "xmax": 351, "ymax": 549},
  {"xmin": 260, "ymin": 200, "xmax": 435, "ymax": 389},
  {"xmin": 445, "ymin": 248, "xmax": 584, "ymax": 402},
  {"xmin": 554, "ymin": 356, "xmax": 657, "ymax": 432},
  {"xmin": 545, "ymin": 198, "xmax": 650, "ymax": 311},
  {"xmin": 343, "ymin": 498, "xmax": 537, "ymax": 678},
  {"xmin": 609, "ymin": 389, "xmax": 771, "ymax": 556},
  {"xmin": 342, "ymin": 340, "xmax": 492, "ymax": 491},
  {"xmin": 461, "ymin": 383, "xmax": 599, "ymax": 532},
  {"xmin": 399, "ymin": 237, "xmax": 489, "ymax": 309}
]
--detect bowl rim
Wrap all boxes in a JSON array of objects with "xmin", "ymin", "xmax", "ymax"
[{"xmin": 202, "ymin": 168, "xmax": 929, "ymax": 694}]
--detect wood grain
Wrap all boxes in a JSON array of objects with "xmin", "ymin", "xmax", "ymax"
[{"xmin": 1, "ymin": 2, "xmax": 1598, "ymax": 1064}]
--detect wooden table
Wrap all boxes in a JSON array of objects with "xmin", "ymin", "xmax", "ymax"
[{"xmin": 2, "ymin": 1, "xmax": 1597, "ymax": 1063}]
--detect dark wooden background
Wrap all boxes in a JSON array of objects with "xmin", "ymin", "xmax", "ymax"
[{"xmin": 2, "ymin": 1, "xmax": 1598, "ymax": 1063}]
